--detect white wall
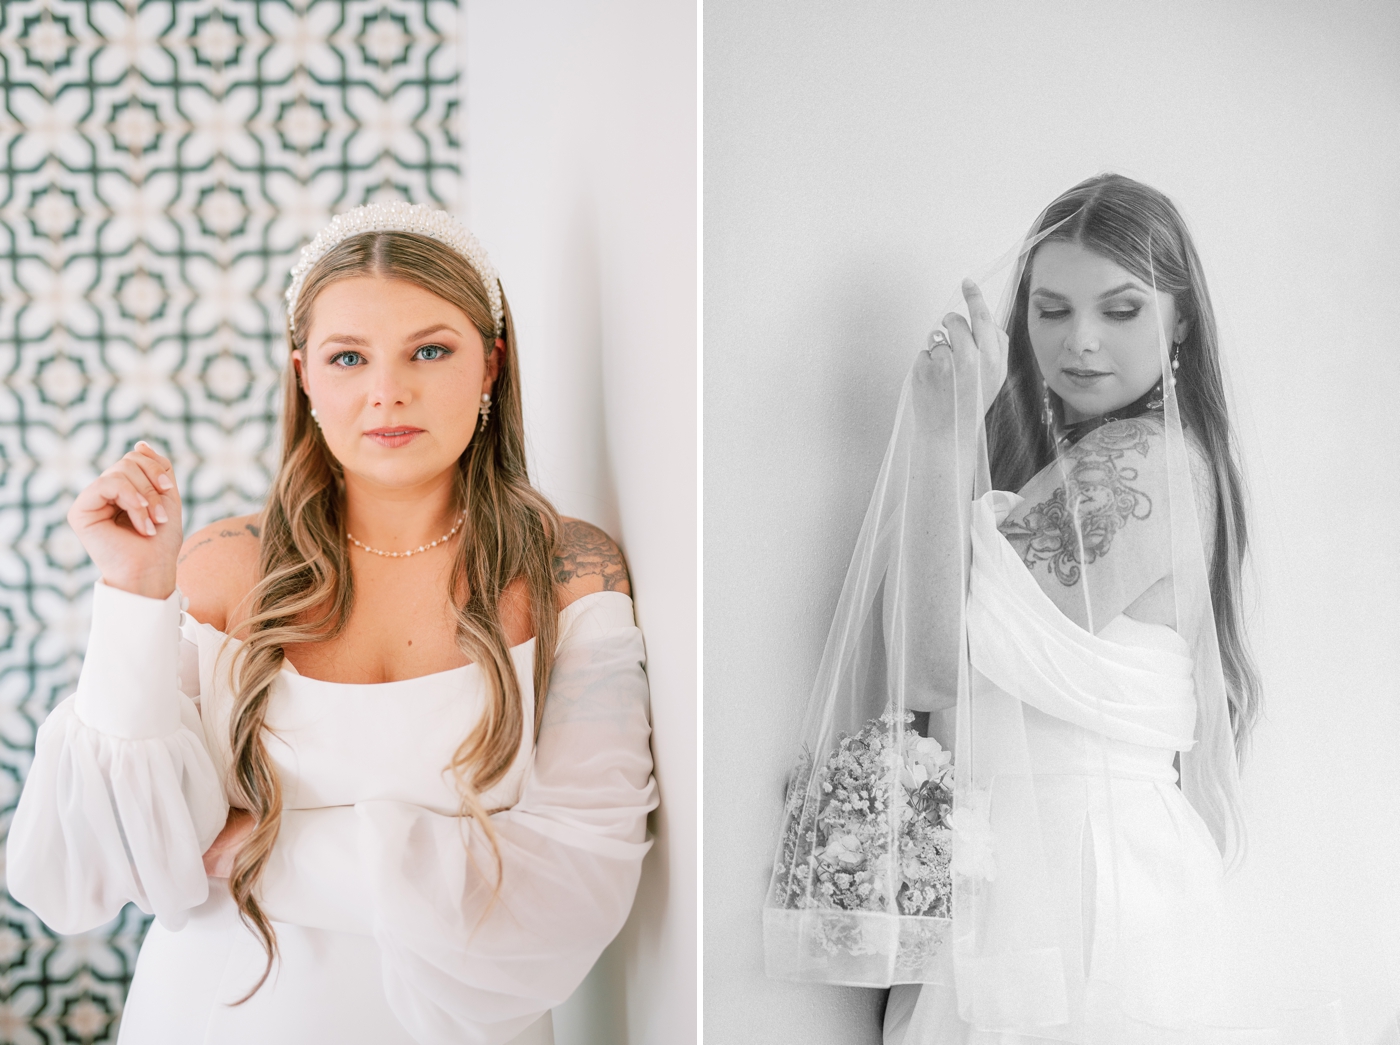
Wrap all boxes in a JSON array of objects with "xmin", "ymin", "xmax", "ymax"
[
  {"xmin": 464, "ymin": 3, "xmax": 696, "ymax": 1043},
  {"xmin": 704, "ymin": 2, "xmax": 1400, "ymax": 1043}
]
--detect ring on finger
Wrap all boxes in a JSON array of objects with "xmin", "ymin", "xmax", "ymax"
[{"xmin": 927, "ymin": 329, "xmax": 951, "ymax": 353}]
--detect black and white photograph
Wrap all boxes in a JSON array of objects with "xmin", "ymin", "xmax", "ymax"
[{"xmin": 706, "ymin": 2, "xmax": 1400, "ymax": 1043}]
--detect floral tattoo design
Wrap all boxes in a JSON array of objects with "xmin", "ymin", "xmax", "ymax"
[
  {"xmin": 1000, "ymin": 420, "xmax": 1156, "ymax": 586},
  {"xmin": 553, "ymin": 520, "xmax": 630, "ymax": 592}
]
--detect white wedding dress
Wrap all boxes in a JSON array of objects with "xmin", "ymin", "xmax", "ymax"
[
  {"xmin": 885, "ymin": 492, "xmax": 1251, "ymax": 1044},
  {"xmin": 7, "ymin": 581, "xmax": 657, "ymax": 1045}
]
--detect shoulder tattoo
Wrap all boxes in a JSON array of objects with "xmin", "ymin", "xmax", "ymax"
[
  {"xmin": 553, "ymin": 520, "xmax": 629, "ymax": 592},
  {"xmin": 177, "ymin": 521, "xmax": 260, "ymax": 566},
  {"xmin": 999, "ymin": 419, "xmax": 1156, "ymax": 586},
  {"xmin": 177, "ymin": 537, "xmax": 212, "ymax": 566},
  {"xmin": 216, "ymin": 522, "xmax": 260, "ymax": 539}
]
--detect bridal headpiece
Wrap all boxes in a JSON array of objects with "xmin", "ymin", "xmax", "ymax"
[{"xmin": 284, "ymin": 200, "xmax": 503, "ymax": 336}]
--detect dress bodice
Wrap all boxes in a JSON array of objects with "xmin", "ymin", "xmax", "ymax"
[{"xmin": 185, "ymin": 620, "xmax": 540, "ymax": 816}]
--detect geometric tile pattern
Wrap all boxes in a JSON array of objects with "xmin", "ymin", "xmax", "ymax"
[{"xmin": 0, "ymin": 3, "xmax": 459, "ymax": 1038}]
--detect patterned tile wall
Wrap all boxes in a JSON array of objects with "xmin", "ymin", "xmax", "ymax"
[{"xmin": 0, "ymin": 3, "xmax": 460, "ymax": 1040}]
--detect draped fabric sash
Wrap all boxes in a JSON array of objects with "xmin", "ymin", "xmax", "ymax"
[{"xmin": 967, "ymin": 491, "xmax": 1196, "ymax": 753}]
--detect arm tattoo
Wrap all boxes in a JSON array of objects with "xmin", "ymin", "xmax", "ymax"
[
  {"xmin": 1000, "ymin": 419, "xmax": 1155, "ymax": 586},
  {"xmin": 553, "ymin": 520, "xmax": 629, "ymax": 592}
]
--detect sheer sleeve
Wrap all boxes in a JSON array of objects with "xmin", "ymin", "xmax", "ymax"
[
  {"xmin": 5, "ymin": 581, "xmax": 229, "ymax": 934},
  {"xmin": 257, "ymin": 592, "xmax": 657, "ymax": 1045}
]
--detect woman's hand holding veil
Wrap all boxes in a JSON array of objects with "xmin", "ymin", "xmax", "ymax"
[
  {"xmin": 67, "ymin": 441, "xmax": 184, "ymax": 600},
  {"xmin": 911, "ymin": 280, "xmax": 1007, "ymax": 438}
]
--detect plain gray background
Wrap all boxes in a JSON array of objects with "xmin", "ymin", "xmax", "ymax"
[{"xmin": 704, "ymin": 2, "xmax": 1400, "ymax": 1042}]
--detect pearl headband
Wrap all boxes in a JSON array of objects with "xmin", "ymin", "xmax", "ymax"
[{"xmin": 284, "ymin": 200, "xmax": 504, "ymax": 337}]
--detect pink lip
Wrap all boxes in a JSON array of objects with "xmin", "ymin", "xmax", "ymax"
[{"xmin": 364, "ymin": 426, "xmax": 424, "ymax": 448}]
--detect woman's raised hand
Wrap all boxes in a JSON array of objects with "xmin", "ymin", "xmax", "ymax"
[
  {"xmin": 953, "ymin": 278, "xmax": 1010, "ymax": 404},
  {"xmin": 67, "ymin": 441, "xmax": 183, "ymax": 600},
  {"xmin": 911, "ymin": 279, "xmax": 1009, "ymax": 434}
]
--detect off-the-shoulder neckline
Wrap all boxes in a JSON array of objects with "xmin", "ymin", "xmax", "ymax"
[
  {"xmin": 979, "ymin": 491, "xmax": 1189, "ymax": 662},
  {"xmin": 185, "ymin": 589, "xmax": 633, "ymax": 687}
]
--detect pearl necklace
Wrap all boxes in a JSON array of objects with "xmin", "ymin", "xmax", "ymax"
[{"xmin": 347, "ymin": 513, "xmax": 465, "ymax": 559}]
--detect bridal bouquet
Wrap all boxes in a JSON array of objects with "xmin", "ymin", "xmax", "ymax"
[{"xmin": 773, "ymin": 710, "xmax": 956, "ymax": 920}]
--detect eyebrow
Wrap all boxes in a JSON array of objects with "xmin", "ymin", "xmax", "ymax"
[
  {"xmin": 402, "ymin": 323, "xmax": 460, "ymax": 342},
  {"xmin": 1030, "ymin": 281, "xmax": 1148, "ymax": 302},
  {"xmin": 317, "ymin": 323, "xmax": 462, "ymax": 349}
]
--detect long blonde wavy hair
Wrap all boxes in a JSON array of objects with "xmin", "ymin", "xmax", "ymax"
[{"xmin": 225, "ymin": 231, "xmax": 560, "ymax": 999}]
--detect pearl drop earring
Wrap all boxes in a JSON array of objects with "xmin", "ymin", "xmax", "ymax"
[{"xmin": 479, "ymin": 393, "xmax": 492, "ymax": 432}]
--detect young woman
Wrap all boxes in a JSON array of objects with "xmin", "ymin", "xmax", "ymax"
[
  {"xmin": 7, "ymin": 201, "xmax": 657, "ymax": 1045},
  {"xmin": 882, "ymin": 173, "xmax": 1259, "ymax": 1043},
  {"xmin": 765, "ymin": 174, "xmax": 1292, "ymax": 1041}
]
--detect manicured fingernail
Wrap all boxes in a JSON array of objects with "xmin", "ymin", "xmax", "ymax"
[
  {"xmin": 145, "ymin": 519, "xmax": 157, "ymax": 536},
  {"xmin": 153, "ymin": 504, "xmax": 168, "ymax": 524},
  {"xmin": 157, "ymin": 474, "xmax": 174, "ymax": 491},
  {"xmin": 139, "ymin": 496, "xmax": 149, "ymax": 507}
]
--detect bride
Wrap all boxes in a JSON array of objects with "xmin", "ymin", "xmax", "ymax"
[
  {"xmin": 765, "ymin": 174, "xmax": 1304, "ymax": 1042},
  {"xmin": 7, "ymin": 202, "xmax": 657, "ymax": 1045},
  {"xmin": 887, "ymin": 174, "xmax": 1258, "ymax": 1042}
]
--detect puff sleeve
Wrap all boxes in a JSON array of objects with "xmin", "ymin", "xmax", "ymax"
[{"xmin": 6, "ymin": 581, "xmax": 229, "ymax": 934}]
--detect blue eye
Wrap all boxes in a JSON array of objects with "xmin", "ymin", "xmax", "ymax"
[
  {"xmin": 330, "ymin": 351, "xmax": 364, "ymax": 368},
  {"xmin": 414, "ymin": 344, "xmax": 451, "ymax": 361}
]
